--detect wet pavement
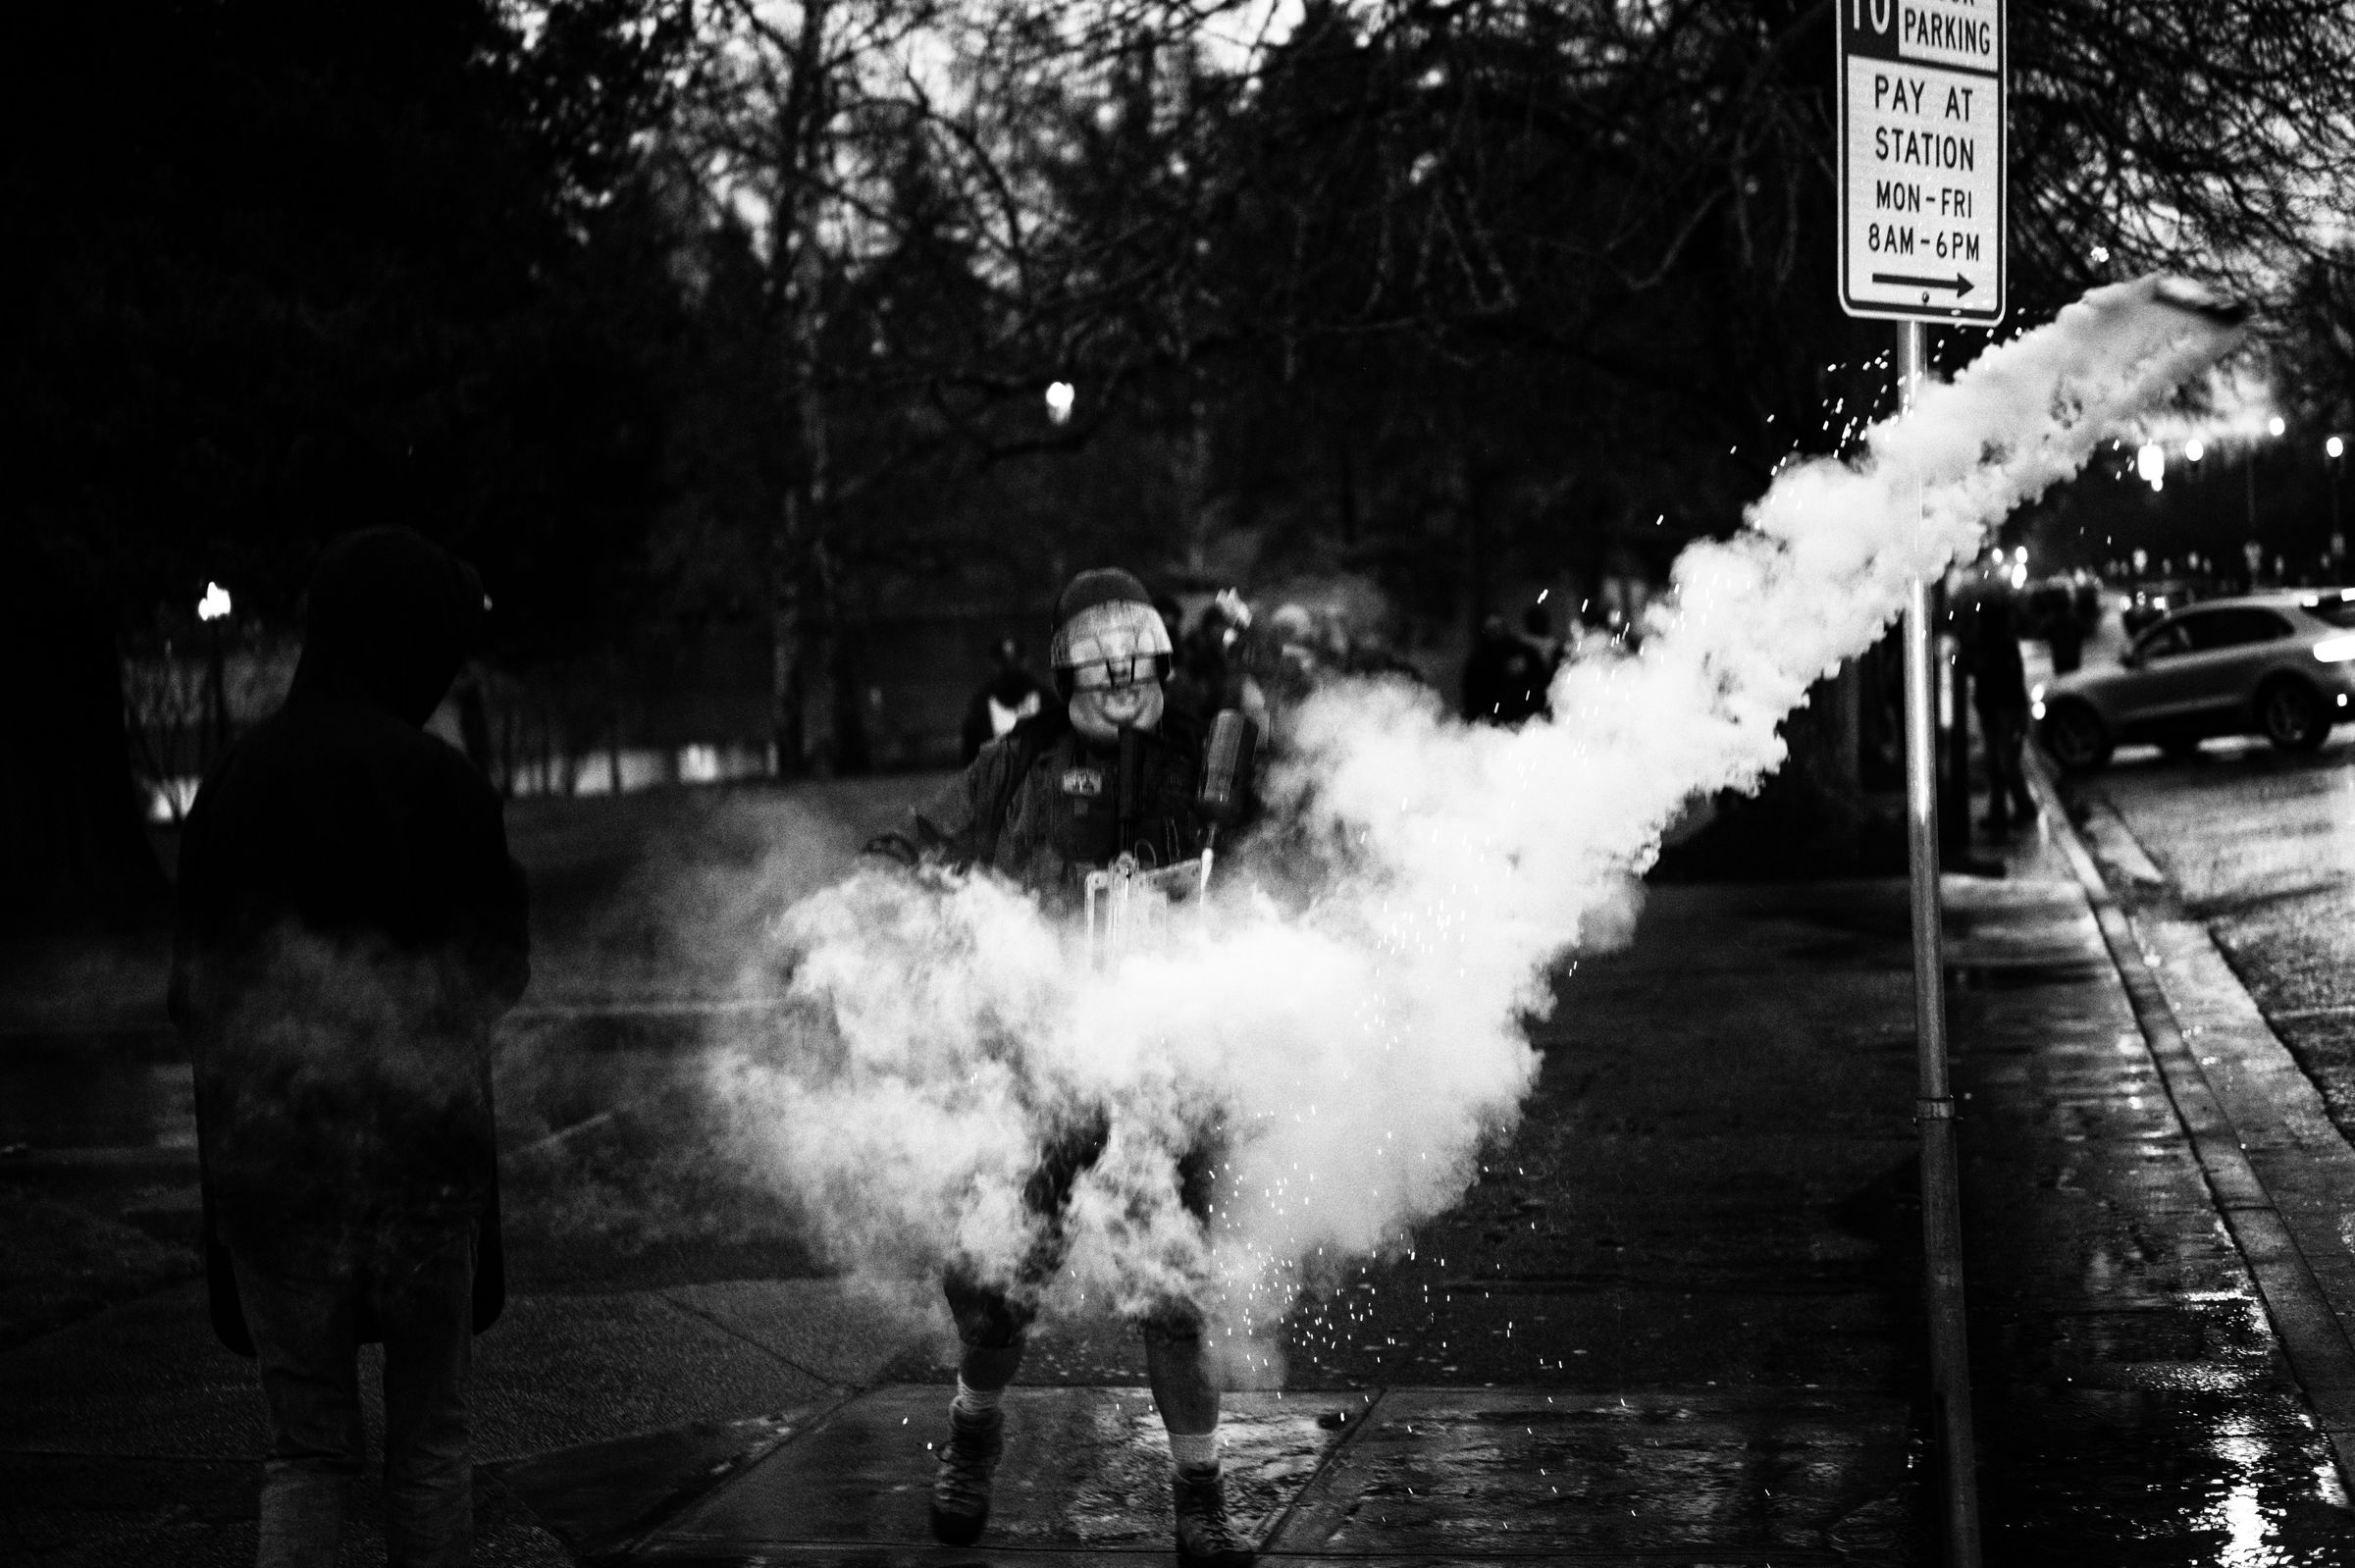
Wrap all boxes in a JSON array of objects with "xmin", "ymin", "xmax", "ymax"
[
  {"xmin": 564, "ymin": 1383, "xmax": 1898, "ymax": 1565},
  {"xmin": 1944, "ymin": 861, "xmax": 2353, "ymax": 1565},
  {"xmin": 2056, "ymin": 728, "xmax": 2355, "ymax": 1138},
  {"xmin": 12, "ymin": 774, "xmax": 2355, "ymax": 1561}
]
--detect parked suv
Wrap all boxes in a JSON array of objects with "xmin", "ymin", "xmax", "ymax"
[{"xmin": 2034, "ymin": 590, "xmax": 2355, "ymax": 770}]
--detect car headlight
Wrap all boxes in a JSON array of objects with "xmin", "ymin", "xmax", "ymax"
[{"xmin": 2314, "ymin": 635, "xmax": 2355, "ymax": 663}]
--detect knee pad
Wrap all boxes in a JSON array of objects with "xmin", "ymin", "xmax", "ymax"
[
  {"xmin": 944, "ymin": 1264, "xmax": 1036, "ymax": 1349},
  {"xmin": 1136, "ymin": 1295, "xmax": 1205, "ymax": 1345}
]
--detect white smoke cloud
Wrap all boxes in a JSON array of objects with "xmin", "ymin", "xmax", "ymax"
[
  {"xmin": 2111, "ymin": 359, "xmax": 2279, "ymax": 452},
  {"xmin": 709, "ymin": 277, "xmax": 2245, "ymax": 1369}
]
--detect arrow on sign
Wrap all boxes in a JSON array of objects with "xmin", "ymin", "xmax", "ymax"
[{"xmin": 1872, "ymin": 271, "xmax": 1974, "ymax": 296}]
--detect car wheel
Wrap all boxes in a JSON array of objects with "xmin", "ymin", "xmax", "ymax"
[
  {"xmin": 2260, "ymin": 678, "xmax": 2330, "ymax": 753},
  {"xmin": 2042, "ymin": 701, "xmax": 2112, "ymax": 772}
]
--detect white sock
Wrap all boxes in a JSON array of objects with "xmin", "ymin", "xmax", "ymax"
[
  {"xmin": 952, "ymin": 1379, "xmax": 1003, "ymax": 1420},
  {"xmin": 1168, "ymin": 1430, "xmax": 1218, "ymax": 1473}
]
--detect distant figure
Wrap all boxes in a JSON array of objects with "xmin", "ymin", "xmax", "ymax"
[
  {"xmin": 171, "ymin": 527, "xmax": 530, "ymax": 1568},
  {"xmin": 1248, "ymin": 601, "xmax": 1336, "ymax": 752},
  {"xmin": 1461, "ymin": 613, "xmax": 1545, "ymax": 726},
  {"xmin": 1521, "ymin": 604, "xmax": 1565, "ymax": 718},
  {"xmin": 1971, "ymin": 587, "xmax": 2038, "ymax": 836},
  {"xmin": 2026, "ymin": 578, "xmax": 2082, "ymax": 675},
  {"xmin": 1268, "ymin": 602, "xmax": 1321, "ymax": 678},
  {"xmin": 1166, "ymin": 590, "xmax": 1266, "ymax": 735},
  {"xmin": 959, "ymin": 636, "xmax": 1053, "ymax": 765}
]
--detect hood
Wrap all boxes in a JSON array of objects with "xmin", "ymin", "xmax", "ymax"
[
  {"xmin": 985, "ymin": 664, "xmax": 1043, "ymax": 706},
  {"xmin": 288, "ymin": 528, "xmax": 486, "ymax": 727}
]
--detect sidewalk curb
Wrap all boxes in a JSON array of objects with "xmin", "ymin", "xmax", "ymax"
[{"xmin": 2025, "ymin": 753, "xmax": 2355, "ymax": 1490}]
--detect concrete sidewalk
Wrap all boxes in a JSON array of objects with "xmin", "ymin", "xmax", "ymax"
[{"xmin": 10, "ymin": 826, "xmax": 2355, "ymax": 1562}]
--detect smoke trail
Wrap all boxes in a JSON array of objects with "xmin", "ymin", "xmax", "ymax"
[
  {"xmin": 2115, "ymin": 361, "xmax": 2279, "ymax": 453},
  {"xmin": 710, "ymin": 277, "xmax": 2245, "ymax": 1369}
]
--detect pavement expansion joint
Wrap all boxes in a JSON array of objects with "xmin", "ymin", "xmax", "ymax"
[{"xmin": 654, "ymin": 1288, "xmax": 863, "ymax": 1388}]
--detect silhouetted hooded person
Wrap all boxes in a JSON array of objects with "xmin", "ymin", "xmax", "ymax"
[{"xmin": 170, "ymin": 526, "xmax": 528, "ymax": 1567}]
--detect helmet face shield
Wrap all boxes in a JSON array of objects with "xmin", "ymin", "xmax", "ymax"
[
  {"xmin": 1051, "ymin": 600, "xmax": 1173, "ymax": 689},
  {"xmin": 1068, "ymin": 653, "xmax": 1163, "ymax": 692}
]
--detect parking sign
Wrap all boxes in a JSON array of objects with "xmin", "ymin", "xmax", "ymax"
[{"xmin": 1838, "ymin": 0, "xmax": 2006, "ymax": 324}]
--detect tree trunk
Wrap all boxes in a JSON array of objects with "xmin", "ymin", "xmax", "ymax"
[
  {"xmin": 1461, "ymin": 446, "xmax": 1491, "ymax": 641},
  {"xmin": 1181, "ymin": 394, "xmax": 1212, "ymax": 576},
  {"xmin": 819, "ymin": 539, "xmax": 869, "ymax": 775},
  {"xmin": 1831, "ymin": 655, "xmax": 1862, "ymax": 789},
  {"xmin": 802, "ymin": 533, "xmax": 839, "ymax": 779},
  {"xmin": 1336, "ymin": 439, "xmax": 1358, "ymax": 549},
  {"xmin": 769, "ymin": 497, "xmax": 808, "ymax": 777},
  {"xmin": 768, "ymin": 0, "xmax": 834, "ymax": 781},
  {"xmin": 0, "ymin": 547, "xmax": 170, "ymax": 932}
]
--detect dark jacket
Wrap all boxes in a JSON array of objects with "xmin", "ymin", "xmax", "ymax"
[
  {"xmin": 911, "ymin": 708, "xmax": 1210, "ymax": 913},
  {"xmin": 1969, "ymin": 591, "xmax": 2030, "ymax": 711},
  {"xmin": 170, "ymin": 529, "xmax": 529, "ymax": 1354}
]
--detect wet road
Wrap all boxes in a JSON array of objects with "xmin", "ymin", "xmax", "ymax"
[{"xmin": 2054, "ymin": 729, "xmax": 2355, "ymax": 1140}]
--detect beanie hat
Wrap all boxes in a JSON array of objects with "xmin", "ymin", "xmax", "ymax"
[{"xmin": 1049, "ymin": 567, "xmax": 1173, "ymax": 696}]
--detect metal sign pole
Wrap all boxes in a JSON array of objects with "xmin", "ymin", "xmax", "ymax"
[
  {"xmin": 1899, "ymin": 319, "xmax": 1983, "ymax": 1567},
  {"xmin": 1837, "ymin": 0, "xmax": 1999, "ymax": 1544}
]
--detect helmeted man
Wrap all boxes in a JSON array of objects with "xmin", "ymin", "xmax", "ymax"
[{"xmin": 877, "ymin": 567, "xmax": 1254, "ymax": 1568}]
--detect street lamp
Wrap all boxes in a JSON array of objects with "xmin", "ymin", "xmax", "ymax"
[
  {"xmin": 2135, "ymin": 442, "xmax": 2165, "ymax": 491},
  {"xmin": 197, "ymin": 581, "xmax": 233, "ymax": 762},
  {"xmin": 2330, "ymin": 435, "xmax": 2347, "ymax": 578},
  {"xmin": 1045, "ymin": 380, "xmax": 1075, "ymax": 425}
]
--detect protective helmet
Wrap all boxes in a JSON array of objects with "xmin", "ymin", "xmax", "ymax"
[{"xmin": 1049, "ymin": 567, "xmax": 1174, "ymax": 699}]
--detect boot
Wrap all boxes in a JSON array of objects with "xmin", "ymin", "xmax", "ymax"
[
  {"xmin": 1173, "ymin": 1464, "xmax": 1255, "ymax": 1568},
  {"xmin": 929, "ymin": 1406, "xmax": 1003, "ymax": 1546}
]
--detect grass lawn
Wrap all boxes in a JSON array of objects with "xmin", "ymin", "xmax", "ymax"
[
  {"xmin": 0, "ymin": 770, "xmax": 953, "ymax": 1033},
  {"xmin": 0, "ymin": 771, "xmax": 961, "ymax": 1336}
]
